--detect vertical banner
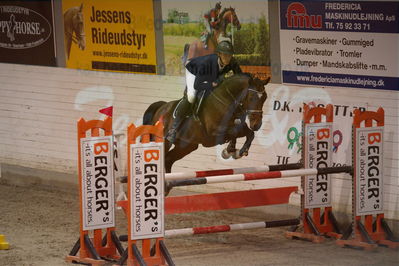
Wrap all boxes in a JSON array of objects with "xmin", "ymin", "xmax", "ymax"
[
  {"xmin": 62, "ymin": 0, "xmax": 157, "ymax": 74},
  {"xmin": 304, "ymin": 123, "xmax": 333, "ymax": 208},
  {"xmin": 130, "ymin": 142, "xmax": 164, "ymax": 240},
  {"xmin": 355, "ymin": 126, "xmax": 383, "ymax": 216},
  {"xmin": 80, "ymin": 136, "xmax": 115, "ymax": 230},
  {"xmin": 279, "ymin": 1, "xmax": 399, "ymax": 90},
  {"xmin": 0, "ymin": 0, "xmax": 56, "ymax": 66}
]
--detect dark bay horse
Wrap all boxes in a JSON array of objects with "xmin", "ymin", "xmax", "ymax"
[
  {"xmin": 143, "ymin": 74, "xmax": 270, "ymax": 173},
  {"xmin": 64, "ymin": 4, "xmax": 86, "ymax": 59},
  {"xmin": 182, "ymin": 7, "xmax": 241, "ymax": 63}
]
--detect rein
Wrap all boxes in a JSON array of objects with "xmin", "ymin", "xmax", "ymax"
[
  {"xmin": 212, "ymin": 84, "xmax": 263, "ymax": 118},
  {"xmin": 65, "ymin": 30, "xmax": 85, "ymax": 44}
]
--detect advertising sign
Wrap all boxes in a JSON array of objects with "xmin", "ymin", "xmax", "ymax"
[
  {"xmin": 80, "ymin": 136, "xmax": 115, "ymax": 230},
  {"xmin": 130, "ymin": 142, "xmax": 164, "ymax": 240},
  {"xmin": 304, "ymin": 123, "xmax": 333, "ymax": 208},
  {"xmin": 280, "ymin": 1, "xmax": 399, "ymax": 91},
  {"xmin": 62, "ymin": 0, "xmax": 157, "ymax": 74},
  {"xmin": 161, "ymin": 1, "xmax": 270, "ymax": 78},
  {"xmin": 355, "ymin": 126, "xmax": 384, "ymax": 216},
  {"xmin": 0, "ymin": 1, "xmax": 56, "ymax": 66}
]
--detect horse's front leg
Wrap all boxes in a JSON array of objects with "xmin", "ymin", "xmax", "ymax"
[
  {"xmin": 232, "ymin": 126, "xmax": 254, "ymax": 159},
  {"xmin": 227, "ymin": 138, "xmax": 237, "ymax": 153},
  {"xmin": 222, "ymin": 138, "xmax": 237, "ymax": 159}
]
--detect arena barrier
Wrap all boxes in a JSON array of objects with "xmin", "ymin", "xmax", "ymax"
[
  {"xmin": 66, "ymin": 117, "xmax": 124, "ymax": 266},
  {"xmin": 117, "ymin": 122, "xmax": 174, "ymax": 266},
  {"xmin": 164, "ymin": 162, "xmax": 302, "ymax": 181},
  {"xmin": 167, "ymin": 166, "xmax": 352, "ymax": 188},
  {"xmin": 115, "ymin": 104, "xmax": 345, "ymax": 266},
  {"xmin": 117, "ymin": 104, "xmax": 397, "ymax": 255},
  {"xmin": 286, "ymin": 104, "xmax": 341, "ymax": 242},
  {"xmin": 336, "ymin": 108, "xmax": 399, "ymax": 250},
  {"xmin": 67, "ymin": 105, "xmax": 397, "ymax": 266},
  {"xmin": 164, "ymin": 219, "xmax": 300, "ymax": 237},
  {"xmin": 160, "ymin": 104, "xmax": 344, "ymax": 244},
  {"xmin": 115, "ymin": 219, "xmax": 299, "ymax": 241}
]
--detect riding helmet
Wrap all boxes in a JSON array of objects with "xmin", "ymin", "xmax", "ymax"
[{"xmin": 216, "ymin": 40, "xmax": 234, "ymax": 55}]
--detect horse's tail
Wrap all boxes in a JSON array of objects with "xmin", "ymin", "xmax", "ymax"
[
  {"xmin": 143, "ymin": 101, "xmax": 166, "ymax": 125},
  {"xmin": 181, "ymin": 43, "xmax": 190, "ymax": 65}
]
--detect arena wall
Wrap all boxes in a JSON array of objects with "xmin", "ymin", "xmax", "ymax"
[{"xmin": 0, "ymin": 62, "xmax": 398, "ymax": 225}]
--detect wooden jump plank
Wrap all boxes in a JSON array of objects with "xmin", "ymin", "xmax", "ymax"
[{"xmin": 165, "ymin": 186, "xmax": 298, "ymax": 215}]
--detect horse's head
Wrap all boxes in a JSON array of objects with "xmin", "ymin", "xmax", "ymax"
[
  {"xmin": 72, "ymin": 4, "xmax": 85, "ymax": 50},
  {"xmin": 220, "ymin": 7, "xmax": 241, "ymax": 30},
  {"xmin": 244, "ymin": 76, "xmax": 269, "ymax": 131}
]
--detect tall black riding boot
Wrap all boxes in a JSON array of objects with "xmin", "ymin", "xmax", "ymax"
[{"xmin": 166, "ymin": 97, "xmax": 192, "ymax": 143}]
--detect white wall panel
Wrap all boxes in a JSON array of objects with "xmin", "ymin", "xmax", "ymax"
[{"xmin": 0, "ymin": 63, "xmax": 397, "ymax": 221}]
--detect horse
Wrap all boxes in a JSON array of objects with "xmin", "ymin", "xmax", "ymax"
[
  {"xmin": 143, "ymin": 74, "xmax": 270, "ymax": 173},
  {"xmin": 182, "ymin": 7, "xmax": 241, "ymax": 64},
  {"xmin": 64, "ymin": 4, "xmax": 86, "ymax": 59}
]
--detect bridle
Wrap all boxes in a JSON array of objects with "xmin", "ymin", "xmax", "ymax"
[
  {"xmin": 246, "ymin": 88, "xmax": 265, "ymax": 116},
  {"xmin": 65, "ymin": 30, "xmax": 85, "ymax": 44}
]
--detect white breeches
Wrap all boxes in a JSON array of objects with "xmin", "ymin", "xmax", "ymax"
[
  {"xmin": 186, "ymin": 69, "xmax": 196, "ymax": 104},
  {"xmin": 204, "ymin": 19, "xmax": 211, "ymax": 33}
]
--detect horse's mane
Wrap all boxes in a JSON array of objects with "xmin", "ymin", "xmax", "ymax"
[
  {"xmin": 64, "ymin": 7, "xmax": 80, "ymax": 24},
  {"xmin": 65, "ymin": 6, "xmax": 78, "ymax": 16},
  {"xmin": 221, "ymin": 73, "xmax": 252, "ymax": 86},
  {"xmin": 215, "ymin": 73, "xmax": 252, "ymax": 93}
]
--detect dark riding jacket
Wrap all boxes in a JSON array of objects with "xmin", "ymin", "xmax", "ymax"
[{"xmin": 185, "ymin": 54, "xmax": 242, "ymax": 93}]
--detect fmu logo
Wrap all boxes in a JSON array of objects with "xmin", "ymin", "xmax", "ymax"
[{"xmin": 286, "ymin": 2, "xmax": 322, "ymax": 29}]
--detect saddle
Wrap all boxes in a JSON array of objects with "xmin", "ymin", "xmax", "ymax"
[
  {"xmin": 193, "ymin": 90, "xmax": 206, "ymax": 119},
  {"xmin": 173, "ymin": 90, "xmax": 206, "ymax": 122}
]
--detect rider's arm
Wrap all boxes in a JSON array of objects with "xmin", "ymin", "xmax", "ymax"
[{"xmin": 194, "ymin": 75, "xmax": 213, "ymax": 91}]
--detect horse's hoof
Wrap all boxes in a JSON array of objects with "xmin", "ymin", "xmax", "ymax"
[
  {"xmin": 164, "ymin": 181, "xmax": 172, "ymax": 196},
  {"xmin": 221, "ymin": 149, "xmax": 232, "ymax": 159},
  {"xmin": 232, "ymin": 150, "xmax": 243, "ymax": 159},
  {"xmin": 165, "ymin": 186, "xmax": 172, "ymax": 197}
]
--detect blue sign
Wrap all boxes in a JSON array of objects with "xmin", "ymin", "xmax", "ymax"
[{"xmin": 279, "ymin": 1, "xmax": 399, "ymax": 90}]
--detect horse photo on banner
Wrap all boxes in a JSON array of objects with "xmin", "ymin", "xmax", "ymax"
[{"xmin": 161, "ymin": 0, "xmax": 271, "ymax": 79}]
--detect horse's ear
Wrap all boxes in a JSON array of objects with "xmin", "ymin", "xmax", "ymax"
[
  {"xmin": 79, "ymin": 3, "xmax": 83, "ymax": 12},
  {"xmin": 262, "ymin": 76, "xmax": 271, "ymax": 86}
]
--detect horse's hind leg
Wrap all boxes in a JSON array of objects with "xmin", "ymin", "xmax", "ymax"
[
  {"xmin": 164, "ymin": 142, "xmax": 198, "ymax": 195},
  {"xmin": 165, "ymin": 142, "xmax": 198, "ymax": 173}
]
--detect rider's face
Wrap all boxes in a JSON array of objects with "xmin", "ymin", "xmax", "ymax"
[{"xmin": 219, "ymin": 53, "xmax": 232, "ymax": 66}]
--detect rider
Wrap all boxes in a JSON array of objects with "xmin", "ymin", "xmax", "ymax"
[
  {"xmin": 202, "ymin": 2, "xmax": 222, "ymax": 48},
  {"xmin": 166, "ymin": 40, "xmax": 242, "ymax": 143}
]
